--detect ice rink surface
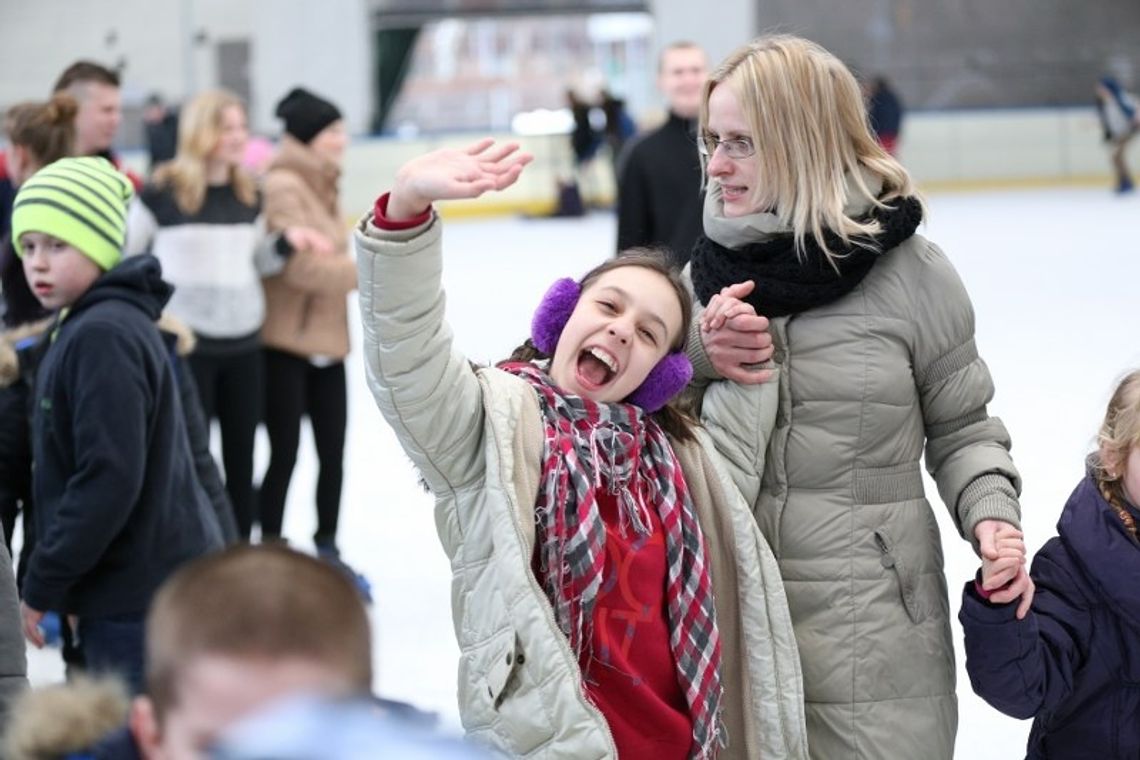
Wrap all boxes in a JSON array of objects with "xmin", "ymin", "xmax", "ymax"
[{"xmin": 28, "ymin": 185, "xmax": 1139, "ymax": 758}]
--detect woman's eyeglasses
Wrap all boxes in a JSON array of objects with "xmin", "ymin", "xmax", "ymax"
[{"xmin": 698, "ymin": 134, "xmax": 755, "ymax": 160}]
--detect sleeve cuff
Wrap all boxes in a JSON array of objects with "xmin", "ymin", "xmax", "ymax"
[
  {"xmin": 374, "ymin": 192, "xmax": 432, "ymax": 230},
  {"xmin": 960, "ymin": 473, "xmax": 1021, "ymax": 552}
]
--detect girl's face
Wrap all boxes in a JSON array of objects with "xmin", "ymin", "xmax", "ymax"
[
  {"xmin": 705, "ymin": 84, "xmax": 760, "ymax": 218},
  {"xmin": 209, "ymin": 105, "xmax": 249, "ymax": 167},
  {"xmin": 549, "ymin": 266, "xmax": 683, "ymax": 405},
  {"xmin": 309, "ymin": 120, "xmax": 348, "ymax": 165}
]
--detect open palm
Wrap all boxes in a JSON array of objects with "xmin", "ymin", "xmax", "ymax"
[{"xmin": 389, "ymin": 139, "xmax": 532, "ymax": 218}]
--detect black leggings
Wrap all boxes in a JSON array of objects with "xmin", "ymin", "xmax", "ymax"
[
  {"xmin": 259, "ymin": 348, "xmax": 347, "ymax": 548},
  {"xmin": 188, "ymin": 349, "xmax": 263, "ymax": 540}
]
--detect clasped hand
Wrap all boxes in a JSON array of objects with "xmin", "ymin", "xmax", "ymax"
[{"xmin": 701, "ymin": 280, "xmax": 775, "ymax": 384}]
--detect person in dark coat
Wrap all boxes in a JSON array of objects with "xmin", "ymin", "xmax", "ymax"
[
  {"xmin": 615, "ymin": 42, "xmax": 708, "ymax": 267},
  {"xmin": 960, "ymin": 369, "xmax": 1140, "ymax": 759},
  {"xmin": 142, "ymin": 93, "xmax": 179, "ymax": 174},
  {"xmin": 12, "ymin": 157, "xmax": 223, "ymax": 694},
  {"xmin": 866, "ymin": 75, "xmax": 904, "ymax": 156}
]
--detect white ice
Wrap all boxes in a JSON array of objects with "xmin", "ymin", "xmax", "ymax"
[{"xmin": 26, "ymin": 186, "xmax": 1140, "ymax": 759}]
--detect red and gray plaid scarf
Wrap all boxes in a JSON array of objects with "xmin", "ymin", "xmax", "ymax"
[{"xmin": 502, "ymin": 362, "xmax": 724, "ymax": 759}]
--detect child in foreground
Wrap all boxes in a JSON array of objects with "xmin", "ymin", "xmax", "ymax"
[
  {"xmin": 355, "ymin": 139, "xmax": 807, "ymax": 758},
  {"xmin": 960, "ymin": 369, "xmax": 1140, "ymax": 758},
  {"xmin": 12, "ymin": 156, "xmax": 222, "ymax": 693}
]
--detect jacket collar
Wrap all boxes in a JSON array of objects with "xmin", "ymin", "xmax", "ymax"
[
  {"xmin": 1059, "ymin": 476, "xmax": 1140, "ymax": 630},
  {"xmin": 702, "ymin": 167, "xmax": 884, "ymax": 249},
  {"xmin": 269, "ymin": 135, "xmax": 341, "ymax": 211}
]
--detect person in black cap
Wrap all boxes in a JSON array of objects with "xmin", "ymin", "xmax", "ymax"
[{"xmin": 259, "ymin": 88, "xmax": 368, "ymax": 600}]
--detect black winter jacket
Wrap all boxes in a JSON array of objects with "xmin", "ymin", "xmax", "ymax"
[{"xmin": 23, "ymin": 255, "xmax": 223, "ymax": 617}]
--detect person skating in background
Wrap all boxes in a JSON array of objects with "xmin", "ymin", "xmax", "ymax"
[
  {"xmin": 688, "ymin": 35, "xmax": 1027, "ymax": 758},
  {"xmin": 13, "ymin": 157, "xmax": 224, "ymax": 693},
  {"xmin": 865, "ymin": 75, "xmax": 904, "ymax": 156},
  {"xmin": 356, "ymin": 139, "xmax": 807, "ymax": 758},
  {"xmin": 1094, "ymin": 75, "xmax": 1139, "ymax": 193},
  {"xmin": 259, "ymin": 87, "xmax": 367, "ymax": 598},
  {"xmin": 960, "ymin": 369, "xmax": 1140, "ymax": 759},
  {"xmin": 616, "ymin": 42, "xmax": 709, "ymax": 266},
  {"xmin": 126, "ymin": 89, "xmax": 331, "ymax": 540},
  {"xmin": 142, "ymin": 93, "xmax": 179, "ymax": 174}
]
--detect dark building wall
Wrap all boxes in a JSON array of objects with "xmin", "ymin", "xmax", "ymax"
[{"xmin": 752, "ymin": 0, "xmax": 1140, "ymax": 108}]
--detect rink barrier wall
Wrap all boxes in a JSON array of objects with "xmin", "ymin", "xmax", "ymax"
[{"xmin": 119, "ymin": 105, "xmax": 1135, "ymax": 221}]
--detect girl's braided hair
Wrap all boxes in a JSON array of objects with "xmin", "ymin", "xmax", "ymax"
[{"xmin": 1089, "ymin": 369, "xmax": 1140, "ymax": 541}]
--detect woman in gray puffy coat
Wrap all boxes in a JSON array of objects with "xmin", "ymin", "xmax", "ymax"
[{"xmin": 687, "ymin": 35, "xmax": 1032, "ymax": 758}]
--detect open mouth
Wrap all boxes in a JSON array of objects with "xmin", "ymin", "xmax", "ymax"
[{"xmin": 576, "ymin": 346, "xmax": 618, "ymax": 389}]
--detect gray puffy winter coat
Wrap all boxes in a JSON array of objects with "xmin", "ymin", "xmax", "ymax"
[{"xmin": 691, "ymin": 187, "xmax": 1022, "ymax": 759}]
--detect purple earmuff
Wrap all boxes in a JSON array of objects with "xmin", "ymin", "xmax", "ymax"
[
  {"xmin": 627, "ymin": 353, "xmax": 694, "ymax": 413},
  {"xmin": 530, "ymin": 277, "xmax": 694, "ymax": 413},
  {"xmin": 531, "ymin": 278, "xmax": 581, "ymax": 354}
]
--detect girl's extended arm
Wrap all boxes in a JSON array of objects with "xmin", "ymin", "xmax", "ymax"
[
  {"xmin": 355, "ymin": 140, "xmax": 531, "ymax": 496},
  {"xmin": 959, "ymin": 547, "xmax": 1089, "ymax": 720}
]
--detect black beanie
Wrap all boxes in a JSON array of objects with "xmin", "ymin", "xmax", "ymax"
[{"xmin": 275, "ymin": 87, "xmax": 342, "ymax": 144}]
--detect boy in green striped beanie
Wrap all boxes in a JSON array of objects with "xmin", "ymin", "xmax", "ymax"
[
  {"xmin": 11, "ymin": 156, "xmax": 224, "ymax": 693},
  {"xmin": 12, "ymin": 156, "xmax": 131, "ymax": 310}
]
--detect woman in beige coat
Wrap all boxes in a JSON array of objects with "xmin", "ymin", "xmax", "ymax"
[
  {"xmin": 689, "ymin": 35, "xmax": 1031, "ymax": 758},
  {"xmin": 260, "ymin": 88, "xmax": 358, "ymax": 573},
  {"xmin": 357, "ymin": 140, "xmax": 807, "ymax": 758}
]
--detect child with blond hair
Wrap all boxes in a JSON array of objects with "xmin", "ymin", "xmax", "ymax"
[{"xmin": 961, "ymin": 370, "xmax": 1140, "ymax": 758}]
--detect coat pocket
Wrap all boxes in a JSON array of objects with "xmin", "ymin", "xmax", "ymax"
[
  {"xmin": 482, "ymin": 627, "xmax": 523, "ymax": 709},
  {"xmin": 874, "ymin": 528, "xmax": 925, "ymax": 624}
]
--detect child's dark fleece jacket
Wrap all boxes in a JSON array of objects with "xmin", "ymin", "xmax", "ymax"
[
  {"xmin": 22, "ymin": 255, "xmax": 223, "ymax": 618},
  {"xmin": 959, "ymin": 475, "xmax": 1140, "ymax": 759}
]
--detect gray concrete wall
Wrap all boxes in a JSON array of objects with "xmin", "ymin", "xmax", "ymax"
[{"xmin": 750, "ymin": 0, "xmax": 1140, "ymax": 108}]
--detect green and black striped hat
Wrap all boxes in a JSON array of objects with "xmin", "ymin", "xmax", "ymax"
[{"xmin": 11, "ymin": 156, "xmax": 134, "ymax": 270}]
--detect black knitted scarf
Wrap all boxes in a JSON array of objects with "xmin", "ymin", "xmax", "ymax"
[{"xmin": 690, "ymin": 196, "xmax": 923, "ymax": 318}]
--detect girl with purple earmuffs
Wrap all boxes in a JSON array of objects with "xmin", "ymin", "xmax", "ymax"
[{"xmin": 354, "ymin": 140, "xmax": 808, "ymax": 759}]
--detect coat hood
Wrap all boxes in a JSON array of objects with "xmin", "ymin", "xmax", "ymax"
[
  {"xmin": 1058, "ymin": 475, "xmax": 1140, "ymax": 631},
  {"xmin": 69, "ymin": 254, "xmax": 173, "ymax": 323}
]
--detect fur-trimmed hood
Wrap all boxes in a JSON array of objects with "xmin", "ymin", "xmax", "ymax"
[
  {"xmin": 0, "ymin": 312, "xmax": 195, "ymax": 389},
  {"xmin": 0, "ymin": 317, "xmax": 52, "ymax": 389},
  {"xmin": 4, "ymin": 677, "xmax": 130, "ymax": 760}
]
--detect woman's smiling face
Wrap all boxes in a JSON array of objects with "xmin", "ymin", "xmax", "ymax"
[
  {"xmin": 704, "ymin": 84, "xmax": 761, "ymax": 218},
  {"xmin": 548, "ymin": 265, "xmax": 683, "ymax": 404}
]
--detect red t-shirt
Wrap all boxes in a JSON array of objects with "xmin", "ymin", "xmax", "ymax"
[{"xmin": 580, "ymin": 490, "xmax": 693, "ymax": 758}]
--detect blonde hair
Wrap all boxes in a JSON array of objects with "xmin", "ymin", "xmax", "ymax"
[
  {"xmin": 1091, "ymin": 369, "xmax": 1140, "ymax": 539},
  {"xmin": 153, "ymin": 89, "xmax": 257, "ymax": 214},
  {"xmin": 4, "ymin": 94, "xmax": 77, "ymax": 169},
  {"xmin": 700, "ymin": 34, "xmax": 922, "ymax": 265},
  {"xmin": 145, "ymin": 545, "xmax": 372, "ymax": 722}
]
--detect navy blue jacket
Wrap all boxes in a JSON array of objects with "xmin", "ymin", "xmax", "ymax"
[
  {"xmin": 23, "ymin": 255, "xmax": 223, "ymax": 617},
  {"xmin": 959, "ymin": 475, "xmax": 1140, "ymax": 759}
]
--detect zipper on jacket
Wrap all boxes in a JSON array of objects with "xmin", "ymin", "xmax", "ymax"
[{"xmin": 874, "ymin": 528, "xmax": 924, "ymax": 624}]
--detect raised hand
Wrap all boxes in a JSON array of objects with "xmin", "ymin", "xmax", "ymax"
[{"xmin": 388, "ymin": 139, "xmax": 533, "ymax": 221}]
